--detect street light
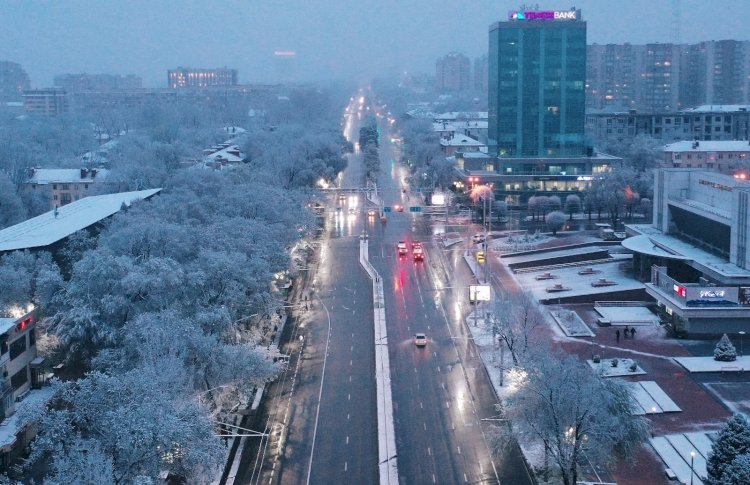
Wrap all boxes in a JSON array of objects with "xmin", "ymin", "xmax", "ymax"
[
  {"xmin": 690, "ymin": 451, "xmax": 696, "ymax": 485},
  {"xmin": 740, "ymin": 331, "xmax": 746, "ymax": 356}
]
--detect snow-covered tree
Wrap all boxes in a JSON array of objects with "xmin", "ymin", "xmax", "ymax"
[
  {"xmin": 707, "ymin": 413, "xmax": 750, "ymax": 485},
  {"xmin": 545, "ymin": 211, "xmax": 567, "ymax": 235},
  {"xmin": 488, "ymin": 291, "xmax": 542, "ymax": 366},
  {"xmin": 714, "ymin": 333, "xmax": 738, "ymax": 362},
  {"xmin": 564, "ymin": 194, "xmax": 581, "ymax": 220},
  {"xmin": 503, "ymin": 347, "xmax": 650, "ymax": 485},
  {"xmin": 721, "ymin": 452, "xmax": 750, "ymax": 485},
  {"xmin": 0, "ymin": 171, "xmax": 26, "ymax": 229}
]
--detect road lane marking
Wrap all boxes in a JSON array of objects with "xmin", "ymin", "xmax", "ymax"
[
  {"xmin": 457, "ymin": 446, "xmax": 461, "ymax": 455},
  {"xmin": 349, "ymin": 375, "xmax": 352, "ymax": 382},
  {"xmin": 423, "ymin": 422, "xmax": 427, "ymax": 430},
  {"xmin": 427, "ymin": 447, "xmax": 431, "ymax": 456},
  {"xmin": 350, "ymin": 360, "xmax": 352, "ymax": 366},
  {"xmin": 350, "ymin": 345, "xmax": 353, "ymax": 351},
  {"xmin": 346, "ymin": 436, "xmax": 349, "ymax": 444},
  {"xmin": 306, "ymin": 295, "xmax": 333, "ymax": 485},
  {"xmin": 348, "ymin": 394, "xmax": 351, "ymax": 401},
  {"xmin": 432, "ymin": 475, "xmax": 436, "ymax": 483},
  {"xmin": 347, "ymin": 413, "xmax": 350, "ymax": 420},
  {"xmin": 344, "ymin": 462, "xmax": 348, "ymax": 471},
  {"xmin": 420, "ymin": 402, "xmax": 423, "ymax": 409},
  {"xmin": 464, "ymin": 473, "xmax": 468, "ymax": 482}
]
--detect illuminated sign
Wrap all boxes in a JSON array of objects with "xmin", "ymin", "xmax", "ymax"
[
  {"xmin": 508, "ymin": 10, "xmax": 579, "ymax": 21},
  {"xmin": 685, "ymin": 286, "xmax": 739, "ymax": 306},
  {"xmin": 469, "ymin": 285, "xmax": 491, "ymax": 302}
]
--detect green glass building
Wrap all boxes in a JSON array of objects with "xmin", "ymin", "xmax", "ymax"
[{"xmin": 488, "ymin": 9, "xmax": 586, "ymax": 158}]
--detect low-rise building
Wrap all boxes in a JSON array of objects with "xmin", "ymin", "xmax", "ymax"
[
  {"xmin": 22, "ymin": 88, "xmax": 69, "ymax": 117},
  {"xmin": 439, "ymin": 133, "xmax": 485, "ymax": 156},
  {"xmin": 0, "ymin": 307, "xmax": 52, "ymax": 471},
  {"xmin": 624, "ymin": 168, "xmax": 750, "ymax": 335},
  {"xmin": 663, "ymin": 140, "xmax": 750, "ymax": 174},
  {"xmin": 25, "ymin": 167, "xmax": 111, "ymax": 209}
]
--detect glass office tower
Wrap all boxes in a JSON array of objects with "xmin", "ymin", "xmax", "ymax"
[{"xmin": 488, "ymin": 10, "xmax": 586, "ymax": 157}]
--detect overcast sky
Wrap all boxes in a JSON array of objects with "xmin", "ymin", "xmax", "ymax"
[{"xmin": 2, "ymin": 0, "xmax": 749, "ymax": 88}]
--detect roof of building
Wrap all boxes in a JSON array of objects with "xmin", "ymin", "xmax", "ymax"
[
  {"xmin": 663, "ymin": 140, "xmax": 750, "ymax": 152},
  {"xmin": 0, "ymin": 318, "xmax": 16, "ymax": 335},
  {"xmin": 0, "ymin": 188, "xmax": 161, "ymax": 252},
  {"xmin": 432, "ymin": 120, "xmax": 488, "ymax": 132},
  {"xmin": 0, "ymin": 386, "xmax": 56, "ymax": 449},
  {"xmin": 626, "ymin": 224, "xmax": 750, "ymax": 278},
  {"xmin": 439, "ymin": 134, "xmax": 484, "ymax": 147},
  {"xmin": 433, "ymin": 111, "xmax": 488, "ymax": 121},
  {"xmin": 683, "ymin": 105, "xmax": 750, "ymax": 113},
  {"xmin": 28, "ymin": 168, "xmax": 109, "ymax": 184}
]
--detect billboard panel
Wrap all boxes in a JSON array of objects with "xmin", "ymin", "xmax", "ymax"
[
  {"xmin": 469, "ymin": 285, "xmax": 491, "ymax": 302},
  {"xmin": 685, "ymin": 287, "xmax": 739, "ymax": 306}
]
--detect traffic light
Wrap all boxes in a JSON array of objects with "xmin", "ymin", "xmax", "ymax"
[{"xmin": 476, "ymin": 251, "xmax": 485, "ymax": 264}]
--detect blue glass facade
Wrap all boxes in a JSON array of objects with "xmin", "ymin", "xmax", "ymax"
[{"xmin": 488, "ymin": 14, "xmax": 587, "ymax": 158}]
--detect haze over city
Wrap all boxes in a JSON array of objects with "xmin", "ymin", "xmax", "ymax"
[{"xmin": 2, "ymin": 0, "xmax": 749, "ymax": 86}]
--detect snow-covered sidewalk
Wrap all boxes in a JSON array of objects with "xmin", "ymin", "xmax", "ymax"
[
  {"xmin": 674, "ymin": 355, "xmax": 750, "ymax": 372},
  {"xmin": 650, "ymin": 432, "xmax": 711, "ymax": 485},
  {"xmin": 626, "ymin": 381, "xmax": 682, "ymax": 415}
]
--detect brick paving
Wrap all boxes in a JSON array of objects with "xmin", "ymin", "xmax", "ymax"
[{"xmin": 487, "ymin": 254, "xmax": 737, "ymax": 485}]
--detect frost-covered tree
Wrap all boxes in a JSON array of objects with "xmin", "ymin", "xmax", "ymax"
[
  {"xmin": 0, "ymin": 251, "xmax": 62, "ymax": 313},
  {"xmin": 564, "ymin": 194, "xmax": 581, "ymax": 220},
  {"xmin": 545, "ymin": 211, "xmax": 567, "ymax": 235},
  {"xmin": 707, "ymin": 413, "xmax": 750, "ymax": 485},
  {"xmin": 714, "ymin": 333, "xmax": 738, "ymax": 362},
  {"xmin": 23, "ymin": 366, "xmax": 225, "ymax": 484},
  {"xmin": 488, "ymin": 291, "xmax": 542, "ymax": 366},
  {"xmin": 721, "ymin": 452, "xmax": 750, "ymax": 485},
  {"xmin": 0, "ymin": 171, "xmax": 26, "ymax": 229},
  {"xmin": 503, "ymin": 347, "xmax": 649, "ymax": 485}
]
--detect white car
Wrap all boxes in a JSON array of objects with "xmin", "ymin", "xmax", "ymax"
[{"xmin": 414, "ymin": 333, "xmax": 427, "ymax": 347}]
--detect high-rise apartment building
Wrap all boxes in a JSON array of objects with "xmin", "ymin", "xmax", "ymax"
[
  {"xmin": 588, "ymin": 40, "xmax": 750, "ymax": 112},
  {"xmin": 435, "ymin": 53, "xmax": 471, "ymax": 93},
  {"xmin": 489, "ymin": 8, "xmax": 587, "ymax": 157},
  {"xmin": 54, "ymin": 73, "xmax": 142, "ymax": 92},
  {"xmin": 473, "ymin": 55, "xmax": 489, "ymax": 93},
  {"xmin": 167, "ymin": 67, "xmax": 238, "ymax": 89},
  {"xmin": 0, "ymin": 61, "xmax": 30, "ymax": 102}
]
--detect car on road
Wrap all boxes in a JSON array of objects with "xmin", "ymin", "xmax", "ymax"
[
  {"xmin": 412, "ymin": 246, "xmax": 424, "ymax": 261},
  {"xmin": 367, "ymin": 208, "xmax": 376, "ymax": 216},
  {"xmin": 411, "ymin": 240, "xmax": 422, "ymax": 248},
  {"xmin": 397, "ymin": 241, "xmax": 408, "ymax": 255},
  {"xmin": 348, "ymin": 207, "xmax": 355, "ymax": 214},
  {"xmin": 394, "ymin": 204, "xmax": 404, "ymax": 212},
  {"xmin": 472, "ymin": 233, "xmax": 485, "ymax": 244},
  {"xmin": 414, "ymin": 333, "xmax": 427, "ymax": 347}
]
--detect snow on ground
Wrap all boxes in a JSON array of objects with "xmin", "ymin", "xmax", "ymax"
[
  {"xmin": 500, "ymin": 245, "xmax": 612, "ymax": 266},
  {"xmin": 594, "ymin": 306, "xmax": 660, "ymax": 326},
  {"xmin": 549, "ymin": 309, "xmax": 594, "ymax": 337},
  {"xmin": 587, "ymin": 358, "xmax": 646, "ymax": 377},
  {"xmin": 650, "ymin": 432, "xmax": 711, "ymax": 485},
  {"xmin": 514, "ymin": 262, "xmax": 644, "ymax": 302},
  {"xmin": 625, "ymin": 381, "xmax": 682, "ymax": 414},
  {"xmin": 674, "ymin": 355, "xmax": 750, "ymax": 372}
]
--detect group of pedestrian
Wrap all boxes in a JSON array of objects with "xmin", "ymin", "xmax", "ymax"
[{"xmin": 615, "ymin": 326, "xmax": 637, "ymax": 342}]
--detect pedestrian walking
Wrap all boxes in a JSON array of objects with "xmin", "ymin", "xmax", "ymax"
[
  {"xmin": 631, "ymin": 327, "xmax": 636, "ymax": 338},
  {"xmin": 623, "ymin": 326, "xmax": 630, "ymax": 338},
  {"xmin": 615, "ymin": 329, "xmax": 620, "ymax": 342}
]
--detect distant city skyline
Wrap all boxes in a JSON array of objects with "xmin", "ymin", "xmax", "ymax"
[{"xmin": 1, "ymin": 0, "xmax": 749, "ymax": 88}]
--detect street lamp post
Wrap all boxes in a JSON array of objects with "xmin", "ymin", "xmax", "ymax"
[
  {"xmin": 690, "ymin": 451, "xmax": 696, "ymax": 485},
  {"xmin": 740, "ymin": 331, "xmax": 745, "ymax": 356}
]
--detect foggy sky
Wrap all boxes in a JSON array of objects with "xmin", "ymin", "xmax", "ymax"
[{"xmin": 2, "ymin": 0, "xmax": 749, "ymax": 88}]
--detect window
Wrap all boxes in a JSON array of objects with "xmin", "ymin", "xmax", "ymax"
[
  {"xmin": 61, "ymin": 184, "xmax": 69, "ymax": 190},
  {"xmin": 53, "ymin": 195, "xmax": 58, "ymax": 201},
  {"xmin": 10, "ymin": 367, "xmax": 27, "ymax": 391},
  {"xmin": 9, "ymin": 336, "xmax": 26, "ymax": 361},
  {"xmin": 84, "ymin": 184, "xmax": 89, "ymax": 189},
  {"xmin": 52, "ymin": 184, "xmax": 57, "ymax": 190},
  {"xmin": 28, "ymin": 329, "xmax": 35, "ymax": 348}
]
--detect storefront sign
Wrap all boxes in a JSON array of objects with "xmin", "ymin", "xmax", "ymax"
[{"xmin": 685, "ymin": 286, "xmax": 739, "ymax": 305}]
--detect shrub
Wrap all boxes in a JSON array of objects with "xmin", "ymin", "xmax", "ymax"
[
  {"xmin": 593, "ymin": 355, "xmax": 601, "ymax": 363},
  {"xmin": 611, "ymin": 358, "xmax": 619, "ymax": 367}
]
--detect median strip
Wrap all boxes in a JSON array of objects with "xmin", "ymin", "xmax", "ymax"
[{"xmin": 359, "ymin": 238, "xmax": 399, "ymax": 485}]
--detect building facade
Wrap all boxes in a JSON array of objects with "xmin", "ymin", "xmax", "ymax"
[
  {"xmin": 587, "ymin": 40, "xmax": 750, "ymax": 112},
  {"xmin": 22, "ymin": 88, "xmax": 68, "ymax": 116},
  {"xmin": 663, "ymin": 140, "xmax": 750, "ymax": 174},
  {"xmin": 0, "ymin": 62, "xmax": 30, "ymax": 102},
  {"xmin": 167, "ymin": 67, "xmax": 238, "ymax": 89},
  {"xmin": 54, "ymin": 73, "xmax": 143, "ymax": 92},
  {"xmin": 473, "ymin": 54, "xmax": 489, "ymax": 93},
  {"xmin": 25, "ymin": 168, "xmax": 111, "ymax": 209},
  {"xmin": 586, "ymin": 105, "xmax": 750, "ymax": 144},
  {"xmin": 435, "ymin": 53, "xmax": 471, "ymax": 93},
  {"xmin": 488, "ymin": 9, "xmax": 586, "ymax": 158},
  {"xmin": 624, "ymin": 169, "xmax": 750, "ymax": 335}
]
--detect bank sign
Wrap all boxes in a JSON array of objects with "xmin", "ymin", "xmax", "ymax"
[
  {"xmin": 685, "ymin": 286, "xmax": 739, "ymax": 306},
  {"xmin": 508, "ymin": 10, "xmax": 579, "ymax": 21}
]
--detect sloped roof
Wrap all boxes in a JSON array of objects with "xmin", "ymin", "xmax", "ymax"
[{"xmin": 0, "ymin": 188, "xmax": 161, "ymax": 252}]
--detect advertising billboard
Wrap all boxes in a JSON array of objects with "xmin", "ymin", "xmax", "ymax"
[
  {"xmin": 469, "ymin": 285, "xmax": 491, "ymax": 302},
  {"xmin": 508, "ymin": 10, "xmax": 579, "ymax": 21}
]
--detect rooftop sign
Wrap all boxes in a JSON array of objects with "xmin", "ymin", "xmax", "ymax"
[{"xmin": 508, "ymin": 10, "xmax": 579, "ymax": 21}]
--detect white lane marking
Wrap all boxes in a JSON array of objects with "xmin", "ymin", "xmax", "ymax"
[
  {"xmin": 344, "ymin": 462, "xmax": 348, "ymax": 471},
  {"xmin": 349, "ymin": 375, "xmax": 352, "ymax": 382},
  {"xmin": 347, "ymin": 413, "xmax": 350, "ymax": 420},
  {"xmin": 350, "ymin": 360, "xmax": 353, "ymax": 366},
  {"xmin": 457, "ymin": 446, "xmax": 461, "ymax": 455},
  {"xmin": 423, "ymin": 422, "xmax": 427, "ymax": 430},
  {"xmin": 348, "ymin": 394, "xmax": 351, "ymax": 401},
  {"xmin": 464, "ymin": 473, "xmax": 468, "ymax": 482},
  {"xmin": 346, "ymin": 436, "xmax": 349, "ymax": 444},
  {"xmin": 427, "ymin": 447, "xmax": 432, "ymax": 456},
  {"xmin": 432, "ymin": 474, "xmax": 436, "ymax": 484},
  {"xmin": 306, "ymin": 295, "xmax": 333, "ymax": 485},
  {"xmin": 420, "ymin": 402, "xmax": 423, "ymax": 409},
  {"xmin": 350, "ymin": 345, "xmax": 353, "ymax": 351}
]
